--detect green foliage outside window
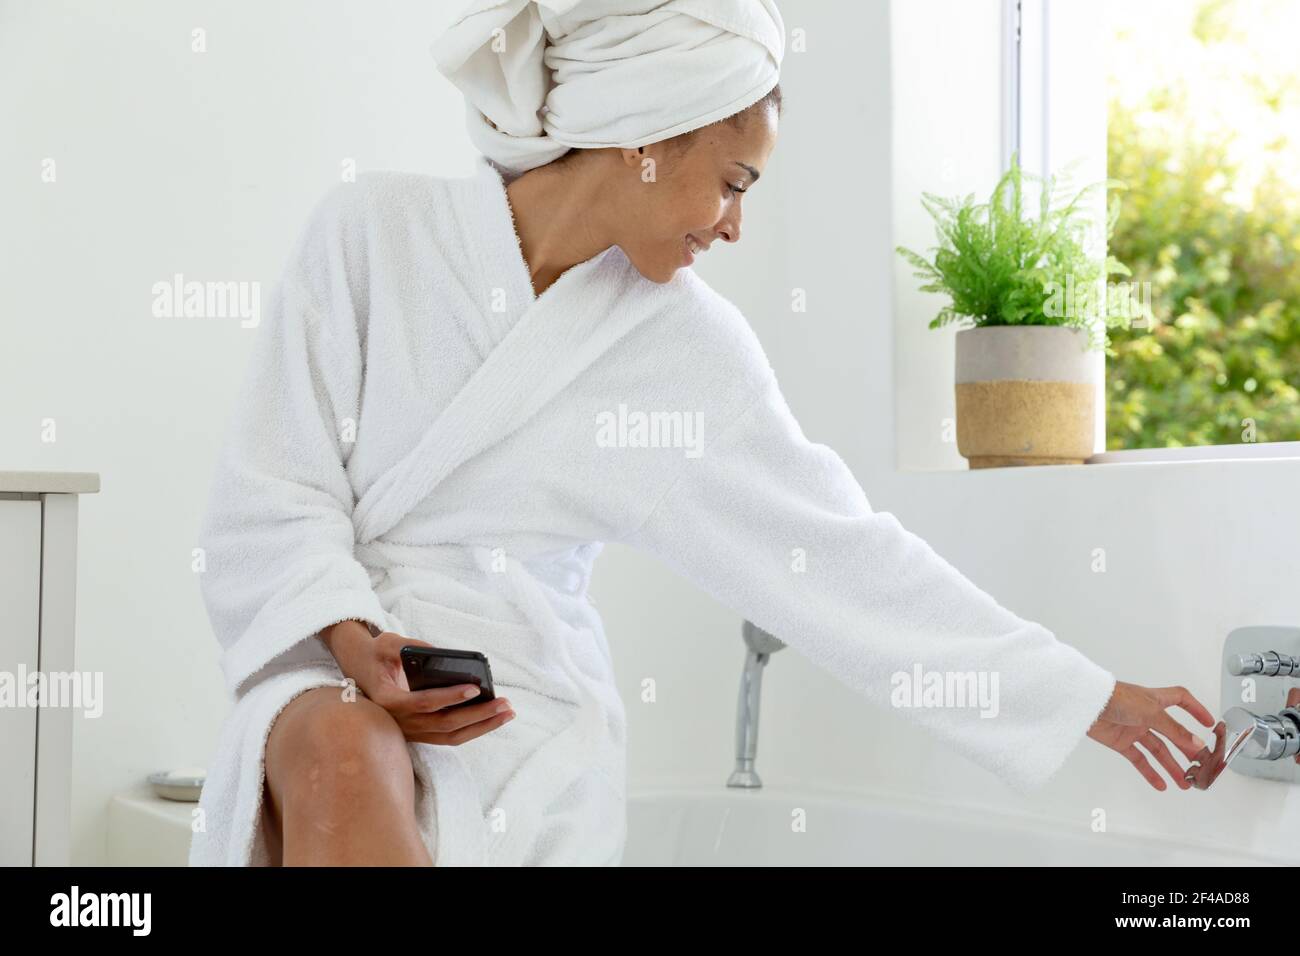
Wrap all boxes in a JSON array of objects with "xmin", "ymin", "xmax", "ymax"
[{"xmin": 1105, "ymin": 1, "xmax": 1300, "ymax": 449}]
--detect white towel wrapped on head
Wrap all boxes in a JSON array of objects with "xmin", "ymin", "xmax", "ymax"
[{"xmin": 432, "ymin": 0, "xmax": 786, "ymax": 176}]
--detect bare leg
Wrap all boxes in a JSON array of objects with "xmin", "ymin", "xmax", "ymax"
[
  {"xmin": 264, "ymin": 686, "xmax": 433, "ymax": 866},
  {"xmin": 262, "ymin": 776, "xmax": 284, "ymax": 865}
]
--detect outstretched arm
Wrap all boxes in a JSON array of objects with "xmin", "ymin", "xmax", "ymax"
[{"xmin": 624, "ymin": 371, "xmax": 1212, "ymax": 792}]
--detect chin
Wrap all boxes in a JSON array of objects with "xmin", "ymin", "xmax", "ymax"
[{"xmin": 629, "ymin": 253, "xmax": 686, "ymax": 284}]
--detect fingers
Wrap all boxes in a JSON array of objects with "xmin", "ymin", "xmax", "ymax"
[
  {"xmin": 1123, "ymin": 744, "xmax": 1167, "ymax": 791},
  {"xmin": 405, "ymin": 697, "xmax": 515, "ymax": 735},
  {"xmin": 1149, "ymin": 685, "xmax": 1215, "ymax": 728},
  {"xmin": 1136, "ymin": 732, "xmax": 1190, "ymax": 791},
  {"xmin": 407, "ymin": 708, "xmax": 516, "ymax": 746},
  {"xmin": 391, "ymin": 684, "xmax": 486, "ymax": 717},
  {"xmin": 1152, "ymin": 710, "xmax": 1209, "ymax": 762}
]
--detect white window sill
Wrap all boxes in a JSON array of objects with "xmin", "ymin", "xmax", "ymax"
[
  {"xmin": 1087, "ymin": 442, "xmax": 1300, "ymax": 465},
  {"xmin": 898, "ymin": 441, "xmax": 1300, "ymax": 474}
]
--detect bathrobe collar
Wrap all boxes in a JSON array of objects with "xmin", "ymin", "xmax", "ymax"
[
  {"xmin": 351, "ymin": 160, "xmax": 653, "ymax": 546},
  {"xmin": 472, "ymin": 153, "xmax": 619, "ymax": 314}
]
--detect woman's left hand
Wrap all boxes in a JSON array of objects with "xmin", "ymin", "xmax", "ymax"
[{"xmin": 1087, "ymin": 681, "xmax": 1216, "ymax": 790}]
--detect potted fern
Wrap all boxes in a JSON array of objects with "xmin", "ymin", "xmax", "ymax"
[{"xmin": 896, "ymin": 155, "xmax": 1142, "ymax": 468}]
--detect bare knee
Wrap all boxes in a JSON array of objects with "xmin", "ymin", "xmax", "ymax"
[{"xmin": 265, "ymin": 686, "xmax": 414, "ymax": 814}]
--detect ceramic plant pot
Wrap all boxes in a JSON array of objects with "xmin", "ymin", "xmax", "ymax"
[{"xmin": 954, "ymin": 326, "xmax": 1099, "ymax": 468}]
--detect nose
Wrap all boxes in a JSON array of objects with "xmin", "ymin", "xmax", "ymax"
[{"xmin": 714, "ymin": 205, "xmax": 742, "ymax": 244}]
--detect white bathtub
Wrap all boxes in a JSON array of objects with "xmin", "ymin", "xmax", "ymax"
[
  {"xmin": 107, "ymin": 783, "xmax": 1285, "ymax": 866},
  {"xmin": 621, "ymin": 785, "xmax": 1287, "ymax": 866}
]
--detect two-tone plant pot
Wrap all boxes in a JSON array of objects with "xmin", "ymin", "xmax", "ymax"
[{"xmin": 954, "ymin": 326, "xmax": 1099, "ymax": 468}]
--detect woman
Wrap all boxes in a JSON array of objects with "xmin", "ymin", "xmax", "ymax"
[{"xmin": 189, "ymin": 0, "xmax": 1215, "ymax": 867}]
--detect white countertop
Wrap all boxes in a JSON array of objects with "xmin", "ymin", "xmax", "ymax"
[{"xmin": 0, "ymin": 470, "xmax": 100, "ymax": 494}]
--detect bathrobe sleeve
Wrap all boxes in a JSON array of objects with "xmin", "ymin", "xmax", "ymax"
[
  {"xmin": 624, "ymin": 371, "xmax": 1118, "ymax": 794},
  {"xmin": 197, "ymin": 188, "xmax": 388, "ymax": 697}
]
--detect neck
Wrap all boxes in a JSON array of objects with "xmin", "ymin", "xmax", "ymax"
[{"xmin": 504, "ymin": 152, "xmax": 617, "ymax": 297}]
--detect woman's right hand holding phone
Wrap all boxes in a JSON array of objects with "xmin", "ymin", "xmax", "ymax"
[{"xmin": 322, "ymin": 621, "xmax": 515, "ymax": 745}]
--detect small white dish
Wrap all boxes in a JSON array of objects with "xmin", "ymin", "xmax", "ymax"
[{"xmin": 147, "ymin": 769, "xmax": 206, "ymax": 802}]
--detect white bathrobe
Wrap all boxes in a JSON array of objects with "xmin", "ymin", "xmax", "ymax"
[{"xmin": 188, "ymin": 155, "xmax": 1117, "ymax": 867}]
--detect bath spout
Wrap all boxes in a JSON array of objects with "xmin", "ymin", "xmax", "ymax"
[{"xmin": 727, "ymin": 621, "xmax": 786, "ymax": 789}]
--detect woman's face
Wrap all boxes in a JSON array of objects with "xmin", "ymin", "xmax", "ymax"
[{"xmin": 616, "ymin": 105, "xmax": 779, "ymax": 282}]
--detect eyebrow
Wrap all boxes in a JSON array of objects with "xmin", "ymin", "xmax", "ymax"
[{"xmin": 733, "ymin": 162, "xmax": 760, "ymax": 183}]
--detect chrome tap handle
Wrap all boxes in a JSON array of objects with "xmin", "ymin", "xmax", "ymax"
[
  {"xmin": 1252, "ymin": 708, "xmax": 1300, "ymax": 760},
  {"xmin": 1228, "ymin": 650, "xmax": 1300, "ymax": 677},
  {"xmin": 1184, "ymin": 706, "xmax": 1300, "ymax": 789}
]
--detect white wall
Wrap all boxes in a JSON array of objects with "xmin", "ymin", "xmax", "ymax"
[
  {"xmin": 5, "ymin": 0, "xmax": 1298, "ymax": 864},
  {"xmin": 890, "ymin": 0, "xmax": 1003, "ymax": 472}
]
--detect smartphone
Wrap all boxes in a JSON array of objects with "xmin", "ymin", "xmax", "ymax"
[{"xmin": 399, "ymin": 646, "xmax": 496, "ymax": 708}]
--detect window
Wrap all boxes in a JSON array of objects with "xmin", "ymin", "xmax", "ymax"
[{"xmin": 1011, "ymin": 0, "xmax": 1300, "ymax": 457}]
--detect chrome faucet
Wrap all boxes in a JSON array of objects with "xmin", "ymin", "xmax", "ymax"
[
  {"xmin": 1184, "ymin": 705, "xmax": 1300, "ymax": 789},
  {"xmin": 1186, "ymin": 635, "xmax": 1300, "ymax": 789},
  {"xmin": 727, "ymin": 621, "xmax": 786, "ymax": 789}
]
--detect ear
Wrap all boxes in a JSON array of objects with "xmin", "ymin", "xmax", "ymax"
[{"xmin": 618, "ymin": 146, "xmax": 647, "ymax": 168}]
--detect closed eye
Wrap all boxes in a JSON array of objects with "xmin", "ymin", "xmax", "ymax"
[{"xmin": 727, "ymin": 181, "xmax": 748, "ymax": 196}]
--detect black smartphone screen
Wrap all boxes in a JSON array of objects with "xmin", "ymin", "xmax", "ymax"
[{"xmin": 400, "ymin": 646, "xmax": 495, "ymax": 707}]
